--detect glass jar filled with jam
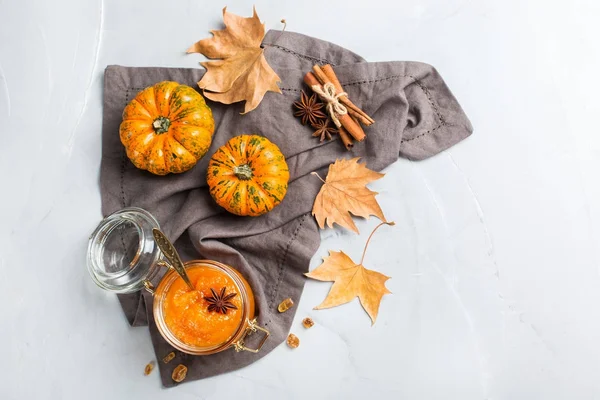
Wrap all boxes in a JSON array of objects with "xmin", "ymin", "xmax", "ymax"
[{"xmin": 87, "ymin": 207, "xmax": 269, "ymax": 354}]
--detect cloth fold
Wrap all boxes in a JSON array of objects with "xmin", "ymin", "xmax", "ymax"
[{"xmin": 100, "ymin": 29, "xmax": 472, "ymax": 387}]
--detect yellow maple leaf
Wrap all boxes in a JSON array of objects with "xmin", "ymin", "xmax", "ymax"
[
  {"xmin": 312, "ymin": 158, "xmax": 386, "ymax": 234},
  {"xmin": 305, "ymin": 222, "xmax": 394, "ymax": 324},
  {"xmin": 187, "ymin": 7, "xmax": 281, "ymax": 114}
]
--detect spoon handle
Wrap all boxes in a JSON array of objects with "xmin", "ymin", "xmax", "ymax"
[{"xmin": 152, "ymin": 228, "xmax": 195, "ymax": 291}]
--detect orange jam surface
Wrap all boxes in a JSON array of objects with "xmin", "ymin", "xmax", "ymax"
[{"xmin": 164, "ymin": 266, "xmax": 243, "ymax": 348}]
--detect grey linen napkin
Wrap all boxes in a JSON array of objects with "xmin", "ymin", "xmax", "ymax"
[{"xmin": 99, "ymin": 30, "xmax": 472, "ymax": 387}]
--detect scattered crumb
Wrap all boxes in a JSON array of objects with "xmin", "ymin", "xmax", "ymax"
[
  {"xmin": 162, "ymin": 351, "xmax": 175, "ymax": 363},
  {"xmin": 302, "ymin": 317, "xmax": 314, "ymax": 329},
  {"xmin": 278, "ymin": 297, "xmax": 294, "ymax": 313},
  {"xmin": 287, "ymin": 333, "xmax": 300, "ymax": 349},
  {"xmin": 172, "ymin": 364, "xmax": 188, "ymax": 383},
  {"xmin": 144, "ymin": 361, "xmax": 155, "ymax": 376}
]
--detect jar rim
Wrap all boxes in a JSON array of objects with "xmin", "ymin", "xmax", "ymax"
[{"xmin": 153, "ymin": 260, "xmax": 251, "ymax": 355}]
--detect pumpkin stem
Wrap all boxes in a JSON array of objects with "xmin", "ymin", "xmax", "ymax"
[
  {"xmin": 233, "ymin": 164, "xmax": 253, "ymax": 180},
  {"xmin": 152, "ymin": 117, "xmax": 171, "ymax": 134}
]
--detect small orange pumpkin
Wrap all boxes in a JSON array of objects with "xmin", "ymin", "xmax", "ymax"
[
  {"xmin": 207, "ymin": 135, "xmax": 289, "ymax": 216},
  {"xmin": 120, "ymin": 81, "xmax": 215, "ymax": 175}
]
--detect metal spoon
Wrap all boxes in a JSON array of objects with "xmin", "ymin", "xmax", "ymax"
[{"xmin": 152, "ymin": 228, "xmax": 195, "ymax": 291}]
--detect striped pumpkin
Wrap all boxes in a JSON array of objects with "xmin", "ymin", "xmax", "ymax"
[
  {"xmin": 120, "ymin": 81, "xmax": 214, "ymax": 175},
  {"xmin": 207, "ymin": 135, "xmax": 289, "ymax": 216}
]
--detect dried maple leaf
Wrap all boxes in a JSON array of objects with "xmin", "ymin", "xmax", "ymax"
[
  {"xmin": 187, "ymin": 7, "xmax": 281, "ymax": 114},
  {"xmin": 312, "ymin": 158, "xmax": 386, "ymax": 234},
  {"xmin": 305, "ymin": 222, "xmax": 394, "ymax": 324}
]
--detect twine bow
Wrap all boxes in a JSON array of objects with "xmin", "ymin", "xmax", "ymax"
[{"xmin": 311, "ymin": 83, "xmax": 348, "ymax": 128}]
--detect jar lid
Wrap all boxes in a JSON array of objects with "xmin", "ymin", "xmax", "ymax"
[{"xmin": 87, "ymin": 207, "xmax": 162, "ymax": 293}]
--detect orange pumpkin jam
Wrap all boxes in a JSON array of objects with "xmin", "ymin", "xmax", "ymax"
[{"xmin": 164, "ymin": 266, "xmax": 243, "ymax": 348}]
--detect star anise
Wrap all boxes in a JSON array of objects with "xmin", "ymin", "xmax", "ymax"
[
  {"xmin": 312, "ymin": 118, "xmax": 338, "ymax": 142},
  {"xmin": 205, "ymin": 287, "xmax": 238, "ymax": 314},
  {"xmin": 293, "ymin": 90, "xmax": 327, "ymax": 126}
]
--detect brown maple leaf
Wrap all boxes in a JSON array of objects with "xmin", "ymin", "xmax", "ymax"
[
  {"xmin": 187, "ymin": 7, "xmax": 281, "ymax": 114},
  {"xmin": 305, "ymin": 222, "xmax": 394, "ymax": 324},
  {"xmin": 312, "ymin": 158, "xmax": 386, "ymax": 234}
]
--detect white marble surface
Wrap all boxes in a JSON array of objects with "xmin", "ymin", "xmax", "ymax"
[{"xmin": 2, "ymin": 0, "xmax": 600, "ymax": 398}]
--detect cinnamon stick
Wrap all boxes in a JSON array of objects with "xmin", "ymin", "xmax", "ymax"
[
  {"xmin": 303, "ymin": 71, "xmax": 321, "ymax": 88},
  {"xmin": 311, "ymin": 65, "xmax": 330, "ymax": 87},
  {"xmin": 320, "ymin": 65, "xmax": 343, "ymax": 91},
  {"xmin": 317, "ymin": 65, "xmax": 375, "ymax": 125},
  {"xmin": 347, "ymin": 108, "xmax": 372, "ymax": 125},
  {"xmin": 303, "ymin": 72, "xmax": 366, "ymax": 142},
  {"xmin": 339, "ymin": 114, "xmax": 365, "ymax": 141},
  {"xmin": 321, "ymin": 65, "xmax": 374, "ymax": 125},
  {"xmin": 337, "ymin": 125, "xmax": 354, "ymax": 150}
]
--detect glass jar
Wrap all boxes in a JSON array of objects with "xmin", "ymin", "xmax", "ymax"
[{"xmin": 87, "ymin": 207, "xmax": 269, "ymax": 354}]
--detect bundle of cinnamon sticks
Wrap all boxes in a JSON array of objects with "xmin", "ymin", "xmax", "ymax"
[{"xmin": 304, "ymin": 64, "xmax": 374, "ymax": 150}]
